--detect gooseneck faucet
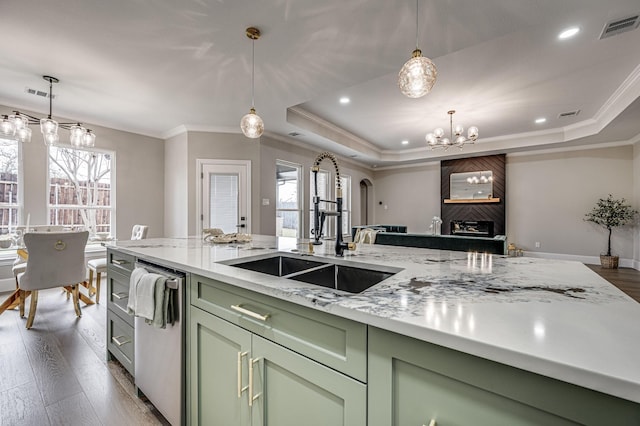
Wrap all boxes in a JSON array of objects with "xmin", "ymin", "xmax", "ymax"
[{"xmin": 311, "ymin": 152, "xmax": 355, "ymax": 256}]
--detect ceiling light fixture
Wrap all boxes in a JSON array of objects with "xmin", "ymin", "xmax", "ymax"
[
  {"xmin": 339, "ymin": 97, "xmax": 350, "ymax": 104},
  {"xmin": 398, "ymin": 0, "xmax": 437, "ymax": 98},
  {"xmin": 535, "ymin": 117, "xmax": 547, "ymax": 124},
  {"xmin": 240, "ymin": 27, "xmax": 264, "ymax": 139},
  {"xmin": 401, "ymin": 140, "xmax": 409, "ymax": 145},
  {"xmin": 0, "ymin": 75, "xmax": 96, "ymax": 147},
  {"xmin": 558, "ymin": 26, "xmax": 580, "ymax": 40},
  {"xmin": 425, "ymin": 110, "xmax": 478, "ymax": 150}
]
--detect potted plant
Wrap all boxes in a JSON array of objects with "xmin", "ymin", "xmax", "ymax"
[{"xmin": 584, "ymin": 194, "xmax": 637, "ymax": 268}]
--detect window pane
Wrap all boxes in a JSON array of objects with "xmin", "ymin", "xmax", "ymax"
[
  {"xmin": 49, "ymin": 146, "xmax": 113, "ymax": 235},
  {"xmin": 276, "ymin": 161, "xmax": 302, "ymax": 237},
  {"xmin": 310, "ymin": 170, "xmax": 329, "ymax": 238},
  {"xmin": 276, "ymin": 211, "xmax": 300, "ymax": 238},
  {"xmin": 209, "ymin": 174, "xmax": 238, "ymax": 234},
  {"xmin": 0, "ymin": 138, "xmax": 19, "ymax": 235}
]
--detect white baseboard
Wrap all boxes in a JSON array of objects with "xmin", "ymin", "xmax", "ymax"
[{"xmin": 525, "ymin": 251, "xmax": 638, "ymax": 270}]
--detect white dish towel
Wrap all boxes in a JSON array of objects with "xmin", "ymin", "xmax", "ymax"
[{"xmin": 128, "ymin": 267, "xmax": 163, "ymax": 320}]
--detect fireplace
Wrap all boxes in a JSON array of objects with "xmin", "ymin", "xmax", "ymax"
[{"xmin": 451, "ymin": 220, "xmax": 494, "ymax": 238}]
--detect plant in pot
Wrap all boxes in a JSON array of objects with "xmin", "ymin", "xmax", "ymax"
[{"xmin": 584, "ymin": 194, "xmax": 637, "ymax": 269}]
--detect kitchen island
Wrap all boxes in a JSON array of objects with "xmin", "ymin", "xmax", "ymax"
[{"xmin": 109, "ymin": 235, "xmax": 640, "ymax": 425}]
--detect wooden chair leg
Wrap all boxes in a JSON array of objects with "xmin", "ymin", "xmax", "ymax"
[
  {"xmin": 72, "ymin": 285, "xmax": 82, "ymax": 317},
  {"xmin": 26, "ymin": 290, "xmax": 38, "ymax": 329},
  {"xmin": 95, "ymin": 272, "xmax": 102, "ymax": 303},
  {"xmin": 19, "ymin": 290, "xmax": 25, "ymax": 318},
  {"xmin": 88, "ymin": 269, "xmax": 95, "ymax": 296}
]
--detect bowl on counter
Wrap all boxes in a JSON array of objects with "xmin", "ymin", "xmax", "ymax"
[{"xmin": 94, "ymin": 232, "xmax": 111, "ymax": 241}]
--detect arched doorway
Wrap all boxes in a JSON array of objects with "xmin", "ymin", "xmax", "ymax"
[{"xmin": 359, "ymin": 179, "xmax": 373, "ymax": 225}]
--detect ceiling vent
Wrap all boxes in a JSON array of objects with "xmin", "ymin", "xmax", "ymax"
[
  {"xmin": 558, "ymin": 110, "xmax": 580, "ymax": 118},
  {"xmin": 25, "ymin": 87, "xmax": 55, "ymax": 99},
  {"xmin": 599, "ymin": 14, "xmax": 639, "ymax": 39},
  {"xmin": 287, "ymin": 131, "xmax": 302, "ymax": 137}
]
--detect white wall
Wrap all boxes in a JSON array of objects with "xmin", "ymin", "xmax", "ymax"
[
  {"xmin": 507, "ymin": 146, "xmax": 634, "ymax": 259},
  {"xmin": 373, "ymin": 163, "xmax": 441, "ymax": 233},
  {"xmin": 164, "ymin": 132, "xmax": 188, "ymax": 237}
]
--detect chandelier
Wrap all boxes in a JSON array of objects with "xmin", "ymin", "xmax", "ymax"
[
  {"xmin": 398, "ymin": 0, "xmax": 437, "ymax": 98},
  {"xmin": 425, "ymin": 110, "xmax": 478, "ymax": 149},
  {"xmin": 0, "ymin": 75, "xmax": 96, "ymax": 147},
  {"xmin": 240, "ymin": 27, "xmax": 264, "ymax": 139}
]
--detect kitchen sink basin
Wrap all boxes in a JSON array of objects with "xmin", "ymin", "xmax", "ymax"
[
  {"xmin": 226, "ymin": 255, "xmax": 328, "ymax": 277},
  {"xmin": 223, "ymin": 253, "xmax": 400, "ymax": 294},
  {"xmin": 288, "ymin": 264, "xmax": 394, "ymax": 293}
]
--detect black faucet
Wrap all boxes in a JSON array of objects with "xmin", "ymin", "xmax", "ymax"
[{"xmin": 311, "ymin": 152, "xmax": 355, "ymax": 256}]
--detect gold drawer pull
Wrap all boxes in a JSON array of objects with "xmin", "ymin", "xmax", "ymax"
[
  {"xmin": 111, "ymin": 259, "xmax": 127, "ymax": 265},
  {"xmin": 111, "ymin": 292, "xmax": 128, "ymax": 300},
  {"xmin": 111, "ymin": 335, "xmax": 131, "ymax": 346},
  {"xmin": 249, "ymin": 357, "xmax": 262, "ymax": 407},
  {"xmin": 230, "ymin": 304, "xmax": 270, "ymax": 322},
  {"xmin": 423, "ymin": 420, "xmax": 436, "ymax": 426},
  {"xmin": 237, "ymin": 351, "xmax": 249, "ymax": 398}
]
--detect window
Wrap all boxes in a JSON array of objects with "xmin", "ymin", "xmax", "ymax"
[
  {"xmin": 276, "ymin": 161, "xmax": 302, "ymax": 238},
  {"xmin": 308, "ymin": 170, "xmax": 352, "ymax": 238},
  {"xmin": 48, "ymin": 146, "xmax": 114, "ymax": 235},
  {"xmin": 208, "ymin": 173, "xmax": 238, "ymax": 233},
  {"xmin": 0, "ymin": 138, "xmax": 19, "ymax": 235}
]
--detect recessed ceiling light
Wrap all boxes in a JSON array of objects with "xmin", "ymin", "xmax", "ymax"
[
  {"xmin": 401, "ymin": 140, "xmax": 409, "ymax": 145},
  {"xmin": 535, "ymin": 117, "xmax": 547, "ymax": 124},
  {"xmin": 558, "ymin": 27, "xmax": 580, "ymax": 40},
  {"xmin": 339, "ymin": 97, "xmax": 350, "ymax": 104}
]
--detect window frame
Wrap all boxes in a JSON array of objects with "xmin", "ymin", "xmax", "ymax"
[
  {"xmin": 275, "ymin": 159, "xmax": 303, "ymax": 238},
  {"xmin": 0, "ymin": 137, "xmax": 22, "ymax": 235},
  {"xmin": 47, "ymin": 144, "xmax": 116, "ymax": 236}
]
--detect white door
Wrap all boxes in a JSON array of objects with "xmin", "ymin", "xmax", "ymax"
[{"xmin": 199, "ymin": 160, "xmax": 251, "ymax": 235}]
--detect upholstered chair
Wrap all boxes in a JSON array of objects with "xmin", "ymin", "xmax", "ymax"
[
  {"xmin": 18, "ymin": 231, "xmax": 89, "ymax": 329},
  {"xmin": 87, "ymin": 225, "xmax": 148, "ymax": 303}
]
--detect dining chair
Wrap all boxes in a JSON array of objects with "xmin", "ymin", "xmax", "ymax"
[
  {"xmin": 18, "ymin": 231, "xmax": 89, "ymax": 329},
  {"xmin": 87, "ymin": 225, "xmax": 148, "ymax": 303}
]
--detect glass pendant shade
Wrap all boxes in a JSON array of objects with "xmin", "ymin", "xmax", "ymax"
[
  {"xmin": 468, "ymin": 126, "xmax": 479, "ymax": 140},
  {"xmin": 398, "ymin": 49, "xmax": 437, "ymax": 98},
  {"xmin": 0, "ymin": 116, "xmax": 16, "ymax": 137},
  {"xmin": 16, "ymin": 127, "xmax": 32, "ymax": 143},
  {"xmin": 425, "ymin": 110, "xmax": 478, "ymax": 150},
  {"xmin": 40, "ymin": 117, "xmax": 58, "ymax": 135},
  {"xmin": 240, "ymin": 108, "xmax": 264, "ymax": 139},
  {"xmin": 83, "ymin": 130, "xmax": 96, "ymax": 147},
  {"xmin": 43, "ymin": 131, "xmax": 59, "ymax": 146},
  {"xmin": 70, "ymin": 124, "xmax": 86, "ymax": 146}
]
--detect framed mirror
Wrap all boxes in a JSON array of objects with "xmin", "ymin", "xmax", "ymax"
[{"xmin": 450, "ymin": 170, "xmax": 493, "ymax": 200}]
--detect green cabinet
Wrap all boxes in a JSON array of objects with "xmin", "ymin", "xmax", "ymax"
[
  {"xmin": 188, "ymin": 275, "xmax": 367, "ymax": 426},
  {"xmin": 368, "ymin": 326, "xmax": 640, "ymax": 426}
]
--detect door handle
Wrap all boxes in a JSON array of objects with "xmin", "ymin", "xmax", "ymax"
[
  {"xmin": 237, "ymin": 351, "xmax": 249, "ymax": 398},
  {"xmin": 236, "ymin": 224, "xmax": 246, "ymax": 228},
  {"xmin": 249, "ymin": 357, "xmax": 262, "ymax": 407}
]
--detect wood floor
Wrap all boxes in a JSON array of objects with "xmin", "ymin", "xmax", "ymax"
[
  {"xmin": 0, "ymin": 282, "xmax": 167, "ymax": 426},
  {"xmin": 0, "ymin": 265, "xmax": 638, "ymax": 425}
]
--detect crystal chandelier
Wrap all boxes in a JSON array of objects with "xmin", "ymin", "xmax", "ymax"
[
  {"xmin": 398, "ymin": 0, "xmax": 437, "ymax": 98},
  {"xmin": 0, "ymin": 76, "xmax": 96, "ymax": 147},
  {"xmin": 240, "ymin": 27, "xmax": 264, "ymax": 139},
  {"xmin": 425, "ymin": 110, "xmax": 478, "ymax": 149}
]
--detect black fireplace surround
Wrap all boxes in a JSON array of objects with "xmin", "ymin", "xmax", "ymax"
[{"xmin": 451, "ymin": 220, "xmax": 494, "ymax": 238}]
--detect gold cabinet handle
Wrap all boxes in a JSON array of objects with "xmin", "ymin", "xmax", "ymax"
[
  {"xmin": 111, "ymin": 259, "xmax": 127, "ymax": 265},
  {"xmin": 231, "ymin": 304, "xmax": 270, "ymax": 322},
  {"xmin": 248, "ymin": 357, "xmax": 262, "ymax": 407},
  {"xmin": 111, "ymin": 292, "xmax": 128, "ymax": 300},
  {"xmin": 111, "ymin": 335, "xmax": 131, "ymax": 346},
  {"xmin": 423, "ymin": 420, "xmax": 436, "ymax": 426},
  {"xmin": 237, "ymin": 351, "xmax": 249, "ymax": 398}
]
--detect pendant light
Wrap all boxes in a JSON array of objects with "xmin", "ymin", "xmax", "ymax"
[
  {"xmin": 240, "ymin": 27, "xmax": 264, "ymax": 139},
  {"xmin": 398, "ymin": 0, "xmax": 437, "ymax": 98},
  {"xmin": 425, "ymin": 110, "xmax": 478, "ymax": 149}
]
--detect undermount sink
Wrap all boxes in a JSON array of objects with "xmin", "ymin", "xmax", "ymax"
[{"xmin": 223, "ymin": 253, "xmax": 400, "ymax": 294}]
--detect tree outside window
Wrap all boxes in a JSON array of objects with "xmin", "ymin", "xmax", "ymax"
[
  {"xmin": 0, "ymin": 138, "xmax": 19, "ymax": 234},
  {"xmin": 48, "ymin": 146, "xmax": 114, "ymax": 235}
]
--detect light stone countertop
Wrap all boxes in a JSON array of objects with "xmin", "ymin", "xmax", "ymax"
[{"xmin": 109, "ymin": 235, "xmax": 640, "ymax": 404}]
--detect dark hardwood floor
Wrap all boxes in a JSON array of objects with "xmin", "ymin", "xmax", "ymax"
[
  {"xmin": 0, "ymin": 264, "xmax": 638, "ymax": 425},
  {"xmin": 0, "ymin": 282, "xmax": 166, "ymax": 426},
  {"xmin": 587, "ymin": 264, "xmax": 640, "ymax": 303}
]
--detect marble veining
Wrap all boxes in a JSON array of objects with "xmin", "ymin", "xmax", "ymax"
[{"xmin": 110, "ymin": 235, "xmax": 640, "ymax": 404}]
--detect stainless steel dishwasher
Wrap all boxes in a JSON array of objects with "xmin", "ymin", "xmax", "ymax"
[{"xmin": 134, "ymin": 261, "xmax": 185, "ymax": 426}]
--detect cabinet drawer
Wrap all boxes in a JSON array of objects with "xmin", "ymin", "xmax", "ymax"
[
  {"xmin": 107, "ymin": 311, "xmax": 135, "ymax": 376},
  {"xmin": 107, "ymin": 249, "xmax": 135, "ymax": 275},
  {"xmin": 190, "ymin": 275, "xmax": 367, "ymax": 382},
  {"xmin": 107, "ymin": 269, "xmax": 133, "ymax": 326}
]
